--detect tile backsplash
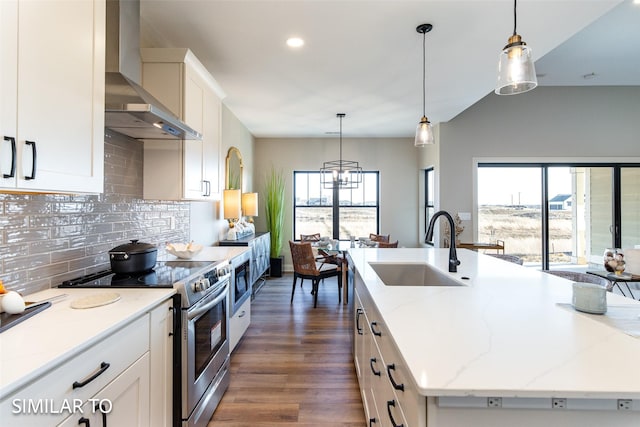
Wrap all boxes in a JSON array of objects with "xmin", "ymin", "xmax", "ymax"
[{"xmin": 0, "ymin": 131, "xmax": 189, "ymax": 295}]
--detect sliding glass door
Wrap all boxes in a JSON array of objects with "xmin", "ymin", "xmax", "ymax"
[
  {"xmin": 477, "ymin": 163, "xmax": 639, "ymax": 270},
  {"xmin": 477, "ymin": 167, "xmax": 542, "ymax": 268},
  {"xmin": 621, "ymin": 167, "xmax": 640, "ymax": 249}
]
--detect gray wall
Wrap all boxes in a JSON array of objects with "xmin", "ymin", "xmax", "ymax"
[
  {"xmin": 253, "ymin": 136, "xmax": 418, "ymax": 270},
  {"xmin": 437, "ymin": 86, "xmax": 640, "ymax": 243},
  {"xmin": 189, "ymin": 104, "xmax": 256, "ymax": 243}
]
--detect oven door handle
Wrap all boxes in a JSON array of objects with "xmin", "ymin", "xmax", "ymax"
[{"xmin": 188, "ymin": 283, "xmax": 228, "ymax": 321}]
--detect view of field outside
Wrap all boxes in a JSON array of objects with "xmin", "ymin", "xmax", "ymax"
[
  {"xmin": 477, "ymin": 206, "xmax": 572, "ymax": 265},
  {"xmin": 294, "ymin": 172, "xmax": 379, "ymax": 240},
  {"xmin": 477, "ymin": 167, "xmax": 574, "ymax": 267},
  {"xmin": 295, "ymin": 207, "xmax": 376, "ymax": 240}
]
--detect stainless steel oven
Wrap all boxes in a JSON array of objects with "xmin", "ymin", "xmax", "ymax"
[
  {"xmin": 181, "ymin": 273, "xmax": 230, "ymax": 427},
  {"xmin": 58, "ymin": 259, "xmax": 233, "ymax": 427}
]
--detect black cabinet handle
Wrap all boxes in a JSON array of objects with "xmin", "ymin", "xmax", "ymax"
[
  {"xmin": 3, "ymin": 136, "xmax": 16, "ymax": 178},
  {"xmin": 78, "ymin": 417, "xmax": 90, "ymax": 426},
  {"xmin": 25, "ymin": 140, "xmax": 36, "ymax": 180},
  {"xmin": 100, "ymin": 402, "xmax": 109, "ymax": 427},
  {"xmin": 72, "ymin": 362, "xmax": 110, "ymax": 389},
  {"xmin": 369, "ymin": 417, "xmax": 377, "ymax": 426},
  {"xmin": 387, "ymin": 364, "xmax": 405, "ymax": 391},
  {"xmin": 387, "ymin": 400, "xmax": 404, "ymax": 427},
  {"xmin": 370, "ymin": 321, "xmax": 382, "ymax": 336},
  {"xmin": 356, "ymin": 308, "xmax": 364, "ymax": 335},
  {"xmin": 369, "ymin": 357, "xmax": 381, "ymax": 376}
]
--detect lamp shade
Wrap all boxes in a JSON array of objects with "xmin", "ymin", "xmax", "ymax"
[
  {"xmin": 223, "ymin": 189, "xmax": 242, "ymax": 219},
  {"xmin": 495, "ymin": 35, "xmax": 537, "ymax": 95},
  {"xmin": 414, "ymin": 116, "xmax": 435, "ymax": 146},
  {"xmin": 242, "ymin": 192, "xmax": 258, "ymax": 217}
]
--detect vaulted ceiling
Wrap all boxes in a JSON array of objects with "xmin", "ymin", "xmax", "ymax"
[{"xmin": 140, "ymin": 0, "xmax": 640, "ymax": 138}]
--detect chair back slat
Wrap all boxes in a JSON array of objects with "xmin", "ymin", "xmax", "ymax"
[
  {"xmin": 289, "ymin": 241, "xmax": 320, "ymax": 276},
  {"xmin": 300, "ymin": 233, "xmax": 321, "ymax": 242},
  {"xmin": 377, "ymin": 240, "xmax": 398, "ymax": 248},
  {"xmin": 369, "ymin": 233, "xmax": 390, "ymax": 243}
]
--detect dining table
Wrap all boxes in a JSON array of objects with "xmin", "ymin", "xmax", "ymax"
[{"xmin": 312, "ymin": 240, "xmax": 361, "ymax": 305}]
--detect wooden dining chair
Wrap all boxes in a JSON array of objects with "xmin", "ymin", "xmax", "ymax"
[
  {"xmin": 300, "ymin": 233, "xmax": 321, "ymax": 242},
  {"xmin": 369, "ymin": 233, "xmax": 390, "ymax": 243},
  {"xmin": 289, "ymin": 240, "xmax": 342, "ymax": 308},
  {"xmin": 377, "ymin": 240, "xmax": 398, "ymax": 248}
]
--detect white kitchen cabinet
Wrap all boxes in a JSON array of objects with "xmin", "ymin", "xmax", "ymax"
[
  {"xmin": 0, "ymin": 0, "xmax": 104, "ymax": 194},
  {"xmin": 141, "ymin": 48, "xmax": 225, "ymax": 201},
  {"xmin": 354, "ymin": 270, "xmax": 426, "ymax": 427},
  {"xmin": 0, "ymin": 296, "xmax": 177, "ymax": 427},
  {"xmin": 149, "ymin": 298, "xmax": 175, "ymax": 427},
  {"xmin": 0, "ymin": 314, "xmax": 149, "ymax": 426},
  {"xmin": 229, "ymin": 295, "xmax": 251, "ymax": 352},
  {"xmin": 57, "ymin": 353, "xmax": 150, "ymax": 427}
]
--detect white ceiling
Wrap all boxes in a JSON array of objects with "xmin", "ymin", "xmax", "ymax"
[{"xmin": 139, "ymin": 0, "xmax": 640, "ymax": 138}]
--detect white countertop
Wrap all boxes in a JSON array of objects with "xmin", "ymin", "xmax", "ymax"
[
  {"xmin": 0, "ymin": 287, "xmax": 175, "ymax": 400},
  {"xmin": 348, "ymin": 247, "xmax": 640, "ymax": 399},
  {"xmin": 158, "ymin": 245, "xmax": 250, "ymax": 262}
]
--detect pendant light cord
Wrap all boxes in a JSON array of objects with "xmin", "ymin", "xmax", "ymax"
[
  {"xmin": 339, "ymin": 114, "xmax": 343, "ymax": 164},
  {"xmin": 422, "ymin": 30, "xmax": 426, "ymax": 117},
  {"xmin": 513, "ymin": 0, "xmax": 518, "ymax": 36}
]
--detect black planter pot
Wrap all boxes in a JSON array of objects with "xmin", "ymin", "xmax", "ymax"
[{"xmin": 270, "ymin": 256, "xmax": 284, "ymax": 277}]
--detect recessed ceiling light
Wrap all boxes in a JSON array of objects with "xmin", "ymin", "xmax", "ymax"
[{"xmin": 286, "ymin": 37, "xmax": 304, "ymax": 48}]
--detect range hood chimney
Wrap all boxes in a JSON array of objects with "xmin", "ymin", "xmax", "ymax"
[{"xmin": 104, "ymin": 0, "xmax": 201, "ymax": 140}]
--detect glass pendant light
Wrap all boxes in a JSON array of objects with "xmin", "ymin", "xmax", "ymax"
[
  {"xmin": 415, "ymin": 23, "xmax": 434, "ymax": 147},
  {"xmin": 495, "ymin": 0, "xmax": 537, "ymax": 95}
]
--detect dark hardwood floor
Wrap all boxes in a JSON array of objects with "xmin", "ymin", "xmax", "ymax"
[{"xmin": 210, "ymin": 273, "xmax": 365, "ymax": 426}]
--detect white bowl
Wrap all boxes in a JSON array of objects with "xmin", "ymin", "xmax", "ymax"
[{"xmin": 166, "ymin": 243, "xmax": 203, "ymax": 259}]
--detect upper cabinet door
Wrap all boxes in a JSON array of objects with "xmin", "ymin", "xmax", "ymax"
[
  {"xmin": 141, "ymin": 48, "xmax": 224, "ymax": 201},
  {"xmin": 1, "ymin": 0, "xmax": 105, "ymax": 193}
]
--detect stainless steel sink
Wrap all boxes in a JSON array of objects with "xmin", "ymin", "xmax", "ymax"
[{"xmin": 369, "ymin": 262, "xmax": 465, "ymax": 287}]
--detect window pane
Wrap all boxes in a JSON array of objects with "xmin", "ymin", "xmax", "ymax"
[
  {"xmin": 547, "ymin": 167, "xmax": 573, "ymax": 267},
  {"xmin": 339, "ymin": 207, "xmax": 377, "ymax": 240},
  {"xmin": 588, "ymin": 168, "xmax": 613, "ymax": 263},
  {"xmin": 621, "ymin": 167, "xmax": 640, "ymax": 249},
  {"xmin": 478, "ymin": 167, "xmax": 542, "ymax": 268},
  {"xmin": 295, "ymin": 207, "xmax": 333, "ymax": 238}
]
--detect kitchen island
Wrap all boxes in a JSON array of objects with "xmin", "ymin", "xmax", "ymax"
[{"xmin": 349, "ymin": 247, "xmax": 640, "ymax": 426}]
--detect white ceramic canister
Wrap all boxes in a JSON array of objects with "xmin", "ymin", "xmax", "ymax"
[{"xmin": 572, "ymin": 282, "xmax": 607, "ymax": 314}]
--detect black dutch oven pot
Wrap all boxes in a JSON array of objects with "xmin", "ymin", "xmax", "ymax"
[{"xmin": 109, "ymin": 239, "xmax": 157, "ymax": 274}]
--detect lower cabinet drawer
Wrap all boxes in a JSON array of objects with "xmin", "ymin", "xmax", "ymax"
[
  {"xmin": 0, "ymin": 314, "xmax": 149, "ymax": 426},
  {"xmin": 230, "ymin": 297, "xmax": 251, "ymax": 352}
]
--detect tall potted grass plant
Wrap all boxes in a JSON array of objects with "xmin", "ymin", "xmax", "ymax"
[{"xmin": 264, "ymin": 167, "xmax": 285, "ymax": 277}]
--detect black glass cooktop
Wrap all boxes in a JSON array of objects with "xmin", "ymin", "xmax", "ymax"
[{"xmin": 58, "ymin": 261, "xmax": 216, "ymax": 288}]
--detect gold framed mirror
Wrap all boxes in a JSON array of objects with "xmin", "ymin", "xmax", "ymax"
[{"xmin": 225, "ymin": 147, "xmax": 243, "ymax": 190}]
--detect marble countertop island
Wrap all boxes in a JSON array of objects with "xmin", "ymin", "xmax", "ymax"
[{"xmin": 348, "ymin": 247, "xmax": 640, "ymax": 399}]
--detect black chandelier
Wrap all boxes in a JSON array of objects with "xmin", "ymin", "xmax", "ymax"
[{"xmin": 320, "ymin": 113, "xmax": 363, "ymax": 189}]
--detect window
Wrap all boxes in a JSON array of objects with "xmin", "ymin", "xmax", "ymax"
[
  {"xmin": 477, "ymin": 163, "xmax": 640, "ymax": 270},
  {"xmin": 294, "ymin": 171, "xmax": 379, "ymax": 240},
  {"xmin": 424, "ymin": 167, "xmax": 435, "ymax": 231}
]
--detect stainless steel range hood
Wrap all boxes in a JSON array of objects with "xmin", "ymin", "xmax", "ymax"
[{"xmin": 104, "ymin": 0, "xmax": 201, "ymax": 140}]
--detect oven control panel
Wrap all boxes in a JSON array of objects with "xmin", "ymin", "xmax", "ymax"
[{"xmin": 177, "ymin": 260, "xmax": 231, "ymax": 308}]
